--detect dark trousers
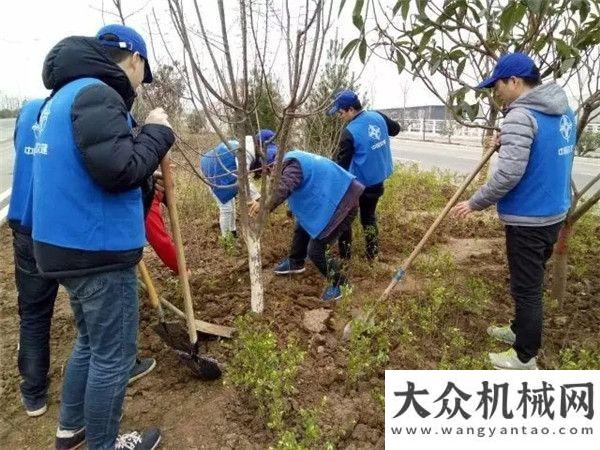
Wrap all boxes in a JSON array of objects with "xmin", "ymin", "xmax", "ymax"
[
  {"xmin": 289, "ymin": 207, "xmax": 358, "ymax": 286},
  {"xmin": 505, "ymin": 222, "xmax": 562, "ymax": 362},
  {"xmin": 12, "ymin": 230, "xmax": 59, "ymax": 405},
  {"xmin": 339, "ymin": 187, "xmax": 383, "ymax": 259}
]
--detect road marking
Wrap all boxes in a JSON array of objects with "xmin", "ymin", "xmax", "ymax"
[{"xmin": 0, "ymin": 188, "xmax": 11, "ymax": 203}]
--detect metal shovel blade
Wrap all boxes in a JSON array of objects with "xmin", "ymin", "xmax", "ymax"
[{"xmin": 153, "ymin": 322, "xmax": 222, "ymax": 380}]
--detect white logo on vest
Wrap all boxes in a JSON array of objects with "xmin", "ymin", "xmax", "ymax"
[
  {"xmin": 368, "ymin": 124, "xmax": 382, "ymax": 141},
  {"xmin": 559, "ymin": 115, "xmax": 573, "ymax": 141}
]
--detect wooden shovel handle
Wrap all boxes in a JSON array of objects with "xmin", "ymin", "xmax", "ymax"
[
  {"xmin": 160, "ymin": 154, "xmax": 197, "ymax": 345},
  {"xmin": 138, "ymin": 260, "xmax": 160, "ymax": 309},
  {"xmin": 381, "ymin": 141, "xmax": 497, "ymax": 300}
]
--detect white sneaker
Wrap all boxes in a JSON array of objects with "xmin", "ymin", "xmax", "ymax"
[
  {"xmin": 487, "ymin": 325, "xmax": 516, "ymax": 345},
  {"xmin": 489, "ymin": 348, "xmax": 537, "ymax": 370}
]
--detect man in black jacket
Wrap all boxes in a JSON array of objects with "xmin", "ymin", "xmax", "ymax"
[
  {"xmin": 329, "ymin": 90, "xmax": 400, "ymax": 260},
  {"xmin": 31, "ymin": 25, "xmax": 173, "ymax": 450}
]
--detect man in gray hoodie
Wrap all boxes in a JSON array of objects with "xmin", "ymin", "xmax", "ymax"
[{"xmin": 454, "ymin": 53, "xmax": 575, "ymax": 370}]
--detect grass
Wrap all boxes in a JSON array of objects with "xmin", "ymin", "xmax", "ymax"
[
  {"xmin": 569, "ymin": 211, "xmax": 600, "ymax": 279},
  {"xmin": 557, "ymin": 347, "xmax": 600, "ymax": 369},
  {"xmin": 227, "ymin": 313, "xmax": 306, "ymax": 432},
  {"xmin": 379, "ymin": 163, "xmax": 461, "ymax": 213}
]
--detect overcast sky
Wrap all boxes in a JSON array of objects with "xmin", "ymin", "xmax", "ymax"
[{"xmin": 0, "ymin": 0, "xmax": 444, "ymax": 109}]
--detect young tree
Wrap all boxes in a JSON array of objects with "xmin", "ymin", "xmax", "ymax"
[
  {"xmin": 301, "ymin": 38, "xmax": 364, "ymax": 157},
  {"xmin": 133, "ymin": 63, "xmax": 186, "ymax": 129},
  {"xmin": 343, "ymin": 0, "xmax": 600, "ymax": 301},
  {"xmin": 343, "ymin": 0, "xmax": 600, "ymax": 178},
  {"xmin": 157, "ymin": 0, "xmax": 336, "ymax": 313}
]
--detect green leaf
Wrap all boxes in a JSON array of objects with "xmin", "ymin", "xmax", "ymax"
[
  {"xmin": 574, "ymin": 22, "xmax": 600, "ymax": 49},
  {"xmin": 439, "ymin": 0, "xmax": 457, "ymax": 23},
  {"xmin": 358, "ymin": 38, "xmax": 367, "ymax": 63},
  {"xmin": 401, "ymin": 0, "xmax": 410, "ymax": 20},
  {"xmin": 418, "ymin": 29, "xmax": 435, "ymax": 52},
  {"xmin": 456, "ymin": 59, "xmax": 467, "ymax": 79},
  {"xmin": 352, "ymin": 0, "xmax": 365, "ymax": 30},
  {"xmin": 338, "ymin": 0, "xmax": 348, "ymax": 16},
  {"xmin": 448, "ymin": 49, "xmax": 466, "ymax": 61},
  {"xmin": 467, "ymin": 103, "xmax": 480, "ymax": 121},
  {"xmin": 532, "ymin": 34, "xmax": 548, "ymax": 52},
  {"xmin": 416, "ymin": 0, "xmax": 428, "ymax": 16},
  {"xmin": 524, "ymin": 0, "xmax": 543, "ymax": 14},
  {"xmin": 396, "ymin": 53, "xmax": 406, "ymax": 73},
  {"xmin": 340, "ymin": 38, "xmax": 360, "ymax": 59},
  {"xmin": 467, "ymin": 4, "xmax": 481, "ymax": 23},
  {"xmin": 555, "ymin": 38, "xmax": 573, "ymax": 58},
  {"xmin": 429, "ymin": 52, "xmax": 442, "ymax": 75},
  {"xmin": 392, "ymin": 0, "xmax": 401, "ymax": 15},
  {"xmin": 559, "ymin": 57, "xmax": 577, "ymax": 75},
  {"xmin": 579, "ymin": 0, "xmax": 591, "ymax": 22},
  {"xmin": 499, "ymin": 1, "xmax": 527, "ymax": 34}
]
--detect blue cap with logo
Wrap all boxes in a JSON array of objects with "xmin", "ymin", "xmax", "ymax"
[
  {"xmin": 477, "ymin": 52, "xmax": 539, "ymax": 89},
  {"xmin": 327, "ymin": 89, "xmax": 359, "ymax": 116},
  {"xmin": 96, "ymin": 24, "xmax": 153, "ymax": 83}
]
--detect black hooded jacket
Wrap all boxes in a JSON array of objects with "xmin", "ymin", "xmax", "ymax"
[{"xmin": 34, "ymin": 36, "xmax": 175, "ymax": 278}]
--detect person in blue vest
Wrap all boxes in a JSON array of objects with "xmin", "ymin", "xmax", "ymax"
[
  {"xmin": 453, "ymin": 53, "xmax": 575, "ymax": 370},
  {"xmin": 8, "ymin": 98, "xmax": 157, "ymax": 422},
  {"xmin": 200, "ymin": 129, "xmax": 277, "ymax": 238},
  {"xmin": 250, "ymin": 150, "xmax": 364, "ymax": 301},
  {"xmin": 31, "ymin": 25, "xmax": 174, "ymax": 449},
  {"xmin": 7, "ymin": 99, "xmax": 60, "ymax": 419},
  {"xmin": 328, "ymin": 90, "xmax": 400, "ymax": 260}
]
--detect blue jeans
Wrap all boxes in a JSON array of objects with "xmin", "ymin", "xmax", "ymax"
[
  {"xmin": 59, "ymin": 267, "xmax": 139, "ymax": 450},
  {"xmin": 12, "ymin": 230, "xmax": 59, "ymax": 407}
]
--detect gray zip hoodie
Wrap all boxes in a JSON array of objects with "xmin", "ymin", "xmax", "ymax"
[{"xmin": 469, "ymin": 82, "xmax": 572, "ymax": 226}]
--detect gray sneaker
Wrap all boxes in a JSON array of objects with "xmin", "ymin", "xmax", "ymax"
[
  {"xmin": 487, "ymin": 325, "xmax": 516, "ymax": 345},
  {"xmin": 489, "ymin": 349, "xmax": 538, "ymax": 370},
  {"xmin": 128, "ymin": 358, "xmax": 156, "ymax": 385}
]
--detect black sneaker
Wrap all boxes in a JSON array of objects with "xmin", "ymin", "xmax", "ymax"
[
  {"xmin": 115, "ymin": 428, "xmax": 161, "ymax": 450},
  {"xmin": 128, "ymin": 357, "xmax": 156, "ymax": 385},
  {"xmin": 55, "ymin": 427, "xmax": 85, "ymax": 450}
]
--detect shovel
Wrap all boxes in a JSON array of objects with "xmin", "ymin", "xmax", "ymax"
[
  {"xmin": 343, "ymin": 140, "xmax": 497, "ymax": 339},
  {"xmin": 159, "ymin": 154, "xmax": 222, "ymax": 380}
]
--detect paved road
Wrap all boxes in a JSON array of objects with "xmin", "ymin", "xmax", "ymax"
[
  {"xmin": 391, "ymin": 138, "xmax": 599, "ymax": 191},
  {"xmin": 1, "ymin": 130, "xmax": 599, "ymax": 213},
  {"xmin": 0, "ymin": 119, "xmax": 16, "ymax": 213}
]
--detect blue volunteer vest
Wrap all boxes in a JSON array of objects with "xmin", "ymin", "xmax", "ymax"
[
  {"xmin": 497, "ymin": 109, "xmax": 576, "ymax": 217},
  {"xmin": 284, "ymin": 150, "xmax": 354, "ymax": 238},
  {"xmin": 345, "ymin": 110, "xmax": 393, "ymax": 186},
  {"xmin": 32, "ymin": 77, "xmax": 145, "ymax": 251},
  {"xmin": 200, "ymin": 141, "xmax": 239, "ymax": 204},
  {"xmin": 7, "ymin": 99, "xmax": 45, "ymax": 230}
]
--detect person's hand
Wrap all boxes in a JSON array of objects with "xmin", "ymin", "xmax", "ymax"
[
  {"xmin": 248, "ymin": 200, "xmax": 260, "ymax": 218},
  {"xmin": 145, "ymin": 107, "xmax": 172, "ymax": 128},
  {"xmin": 153, "ymin": 171, "xmax": 164, "ymax": 193},
  {"xmin": 494, "ymin": 133, "xmax": 501, "ymax": 151},
  {"xmin": 453, "ymin": 200, "xmax": 474, "ymax": 219}
]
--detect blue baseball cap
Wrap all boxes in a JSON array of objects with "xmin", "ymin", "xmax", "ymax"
[
  {"xmin": 256, "ymin": 129, "xmax": 275, "ymax": 144},
  {"xmin": 327, "ymin": 89, "xmax": 359, "ymax": 116},
  {"xmin": 477, "ymin": 52, "xmax": 539, "ymax": 89},
  {"xmin": 96, "ymin": 24, "xmax": 153, "ymax": 83}
]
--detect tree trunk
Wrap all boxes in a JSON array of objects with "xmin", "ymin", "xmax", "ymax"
[
  {"xmin": 246, "ymin": 231, "xmax": 264, "ymax": 313},
  {"xmin": 477, "ymin": 134, "xmax": 495, "ymax": 184},
  {"xmin": 550, "ymin": 222, "xmax": 572, "ymax": 301},
  {"xmin": 477, "ymin": 108, "xmax": 499, "ymax": 184}
]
